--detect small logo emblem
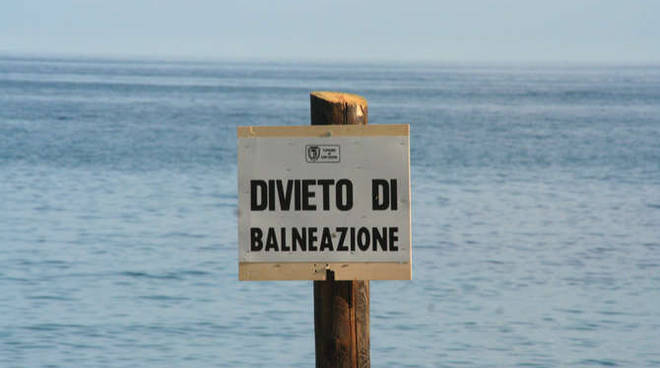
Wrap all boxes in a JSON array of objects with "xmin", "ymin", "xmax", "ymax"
[
  {"xmin": 307, "ymin": 145, "xmax": 321, "ymax": 161},
  {"xmin": 305, "ymin": 144, "xmax": 340, "ymax": 163}
]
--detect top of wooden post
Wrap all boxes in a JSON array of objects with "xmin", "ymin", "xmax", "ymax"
[{"xmin": 310, "ymin": 91, "xmax": 368, "ymax": 126}]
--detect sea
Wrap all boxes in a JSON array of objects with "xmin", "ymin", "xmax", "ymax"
[{"xmin": 1, "ymin": 56, "xmax": 659, "ymax": 367}]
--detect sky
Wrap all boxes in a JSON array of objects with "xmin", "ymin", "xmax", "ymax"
[{"xmin": 2, "ymin": 0, "xmax": 659, "ymax": 63}]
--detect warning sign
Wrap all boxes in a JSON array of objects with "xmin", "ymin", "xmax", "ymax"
[{"xmin": 237, "ymin": 124, "xmax": 411, "ymax": 280}]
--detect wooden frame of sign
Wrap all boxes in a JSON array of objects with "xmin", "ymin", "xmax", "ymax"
[{"xmin": 237, "ymin": 124, "xmax": 411, "ymax": 281}]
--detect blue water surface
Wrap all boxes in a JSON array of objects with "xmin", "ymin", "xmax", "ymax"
[{"xmin": 1, "ymin": 56, "xmax": 660, "ymax": 367}]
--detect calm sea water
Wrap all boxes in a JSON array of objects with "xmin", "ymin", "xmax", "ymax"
[{"xmin": 1, "ymin": 56, "xmax": 659, "ymax": 367}]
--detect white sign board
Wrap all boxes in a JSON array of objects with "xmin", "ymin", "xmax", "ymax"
[{"xmin": 238, "ymin": 124, "xmax": 411, "ymax": 280}]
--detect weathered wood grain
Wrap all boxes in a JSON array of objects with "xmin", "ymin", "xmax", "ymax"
[{"xmin": 312, "ymin": 91, "xmax": 370, "ymax": 368}]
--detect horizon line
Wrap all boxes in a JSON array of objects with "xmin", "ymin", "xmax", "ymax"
[{"xmin": 1, "ymin": 50, "xmax": 659, "ymax": 67}]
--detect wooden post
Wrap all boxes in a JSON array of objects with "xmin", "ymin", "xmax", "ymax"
[{"xmin": 311, "ymin": 91, "xmax": 370, "ymax": 368}]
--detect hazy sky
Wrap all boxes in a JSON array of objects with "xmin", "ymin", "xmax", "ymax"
[{"xmin": 2, "ymin": 0, "xmax": 659, "ymax": 62}]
